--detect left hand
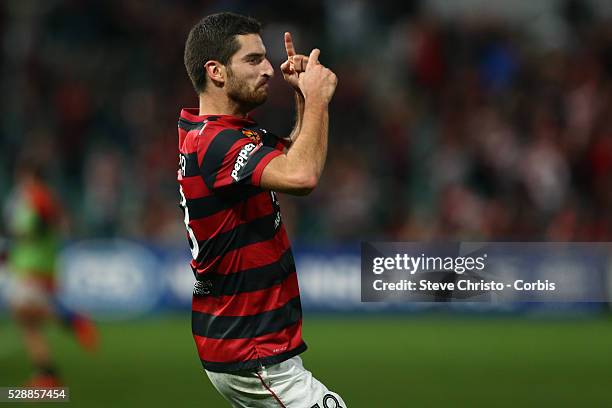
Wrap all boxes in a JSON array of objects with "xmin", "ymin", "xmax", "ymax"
[{"xmin": 280, "ymin": 32, "xmax": 309, "ymax": 92}]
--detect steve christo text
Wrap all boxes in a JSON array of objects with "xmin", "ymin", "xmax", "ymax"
[
  {"xmin": 370, "ymin": 254, "xmax": 557, "ymax": 292},
  {"xmin": 372, "ymin": 278, "xmax": 556, "ymax": 292}
]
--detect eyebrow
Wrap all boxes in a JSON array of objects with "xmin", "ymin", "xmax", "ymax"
[{"xmin": 242, "ymin": 52, "xmax": 266, "ymax": 61}]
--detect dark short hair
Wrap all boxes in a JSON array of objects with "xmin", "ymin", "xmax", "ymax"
[{"xmin": 184, "ymin": 12, "xmax": 262, "ymax": 94}]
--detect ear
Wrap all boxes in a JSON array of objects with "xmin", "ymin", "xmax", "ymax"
[{"xmin": 204, "ymin": 61, "xmax": 226, "ymax": 85}]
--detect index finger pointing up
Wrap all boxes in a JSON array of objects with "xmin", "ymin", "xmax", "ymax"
[{"xmin": 284, "ymin": 32, "xmax": 296, "ymax": 57}]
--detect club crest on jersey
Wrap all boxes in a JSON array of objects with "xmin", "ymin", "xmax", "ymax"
[
  {"xmin": 231, "ymin": 143, "xmax": 257, "ymax": 181},
  {"xmin": 241, "ymin": 129, "xmax": 262, "ymax": 144}
]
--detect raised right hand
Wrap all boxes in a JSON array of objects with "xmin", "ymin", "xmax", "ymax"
[{"xmin": 297, "ymin": 49, "xmax": 338, "ymax": 105}]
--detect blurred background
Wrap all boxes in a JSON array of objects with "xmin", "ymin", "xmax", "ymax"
[{"xmin": 1, "ymin": 0, "xmax": 611, "ymax": 407}]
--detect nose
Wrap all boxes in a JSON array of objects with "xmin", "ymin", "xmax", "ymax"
[{"xmin": 262, "ymin": 58, "xmax": 274, "ymax": 78}]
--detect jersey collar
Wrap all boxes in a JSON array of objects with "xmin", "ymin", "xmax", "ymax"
[{"xmin": 180, "ymin": 108, "xmax": 257, "ymax": 127}]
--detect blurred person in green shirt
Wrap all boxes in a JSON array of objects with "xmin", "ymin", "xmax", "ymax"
[{"xmin": 4, "ymin": 161, "xmax": 98, "ymax": 386}]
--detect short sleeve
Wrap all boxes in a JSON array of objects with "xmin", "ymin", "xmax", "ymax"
[{"xmin": 200, "ymin": 129, "xmax": 282, "ymax": 191}]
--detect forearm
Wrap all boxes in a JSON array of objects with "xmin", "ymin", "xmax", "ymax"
[
  {"xmin": 285, "ymin": 98, "xmax": 328, "ymax": 182},
  {"xmin": 260, "ymin": 46, "xmax": 335, "ymax": 195},
  {"xmin": 288, "ymin": 91, "xmax": 305, "ymax": 143}
]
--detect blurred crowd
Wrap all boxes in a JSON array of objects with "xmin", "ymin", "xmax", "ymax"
[{"xmin": 1, "ymin": 0, "xmax": 611, "ymax": 244}]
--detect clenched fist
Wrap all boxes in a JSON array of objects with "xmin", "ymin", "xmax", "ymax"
[{"xmin": 297, "ymin": 48, "xmax": 338, "ymax": 105}]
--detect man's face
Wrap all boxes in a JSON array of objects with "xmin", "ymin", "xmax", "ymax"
[{"xmin": 225, "ymin": 34, "xmax": 274, "ymax": 111}]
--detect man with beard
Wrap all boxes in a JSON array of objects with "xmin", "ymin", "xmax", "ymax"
[{"xmin": 178, "ymin": 12, "xmax": 344, "ymax": 408}]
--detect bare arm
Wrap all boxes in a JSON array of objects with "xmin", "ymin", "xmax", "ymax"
[
  {"xmin": 288, "ymin": 91, "xmax": 305, "ymax": 144},
  {"xmin": 261, "ymin": 48, "xmax": 337, "ymax": 195},
  {"xmin": 261, "ymin": 98, "xmax": 329, "ymax": 195}
]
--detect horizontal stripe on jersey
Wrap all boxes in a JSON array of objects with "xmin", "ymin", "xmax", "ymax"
[
  {"xmin": 195, "ymin": 321, "xmax": 303, "ymax": 364},
  {"xmin": 188, "ymin": 192, "xmax": 272, "ymax": 240},
  {"xmin": 214, "ymin": 230, "xmax": 291, "ymax": 274},
  {"xmin": 195, "ymin": 212, "xmax": 279, "ymax": 263},
  {"xmin": 177, "ymin": 172, "xmax": 211, "ymax": 199},
  {"xmin": 200, "ymin": 339, "xmax": 307, "ymax": 373},
  {"xmin": 185, "ymin": 186, "xmax": 263, "ymax": 220},
  {"xmin": 192, "ymin": 229, "xmax": 292, "ymax": 278},
  {"xmin": 192, "ymin": 271, "xmax": 299, "ymax": 316},
  {"xmin": 192, "ymin": 249, "xmax": 294, "ymax": 296},
  {"xmin": 192, "ymin": 296, "xmax": 302, "ymax": 339}
]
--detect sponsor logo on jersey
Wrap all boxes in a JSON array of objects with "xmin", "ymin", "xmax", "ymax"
[
  {"xmin": 231, "ymin": 143, "xmax": 256, "ymax": 181},
  {"xmin": 194, "ymin": 280, "xmax": 212, "ymax": 296},
  {"xmin": 241, "ymin": 129, "xmax": 262, "ymax": 144}
]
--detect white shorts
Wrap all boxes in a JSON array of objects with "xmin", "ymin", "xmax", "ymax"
[
  {"xmin": 4, "ymin": 275, "xmax": 53, "ymax": 311},
  {"xmin": 205, "ymin": 356, "xmax": 347, "ymax": 408}
]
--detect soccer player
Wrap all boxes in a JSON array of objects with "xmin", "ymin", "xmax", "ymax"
[
  {"xmin": 178, "ymin": 12, "xmax": 345, "ymax": 407},
  {"xmin": 3, "ymin": 161, "xmax": 98, "ymax": 386}
]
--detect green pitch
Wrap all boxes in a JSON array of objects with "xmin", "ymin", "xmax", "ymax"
[{"xmin": 1, "ymin": 314, "xmax": 611, "ymax": 407}]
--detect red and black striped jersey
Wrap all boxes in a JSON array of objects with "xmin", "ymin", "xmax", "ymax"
[{"xmin": 177, "ymin": 108, "xmax": 306, "ymax": 373}]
